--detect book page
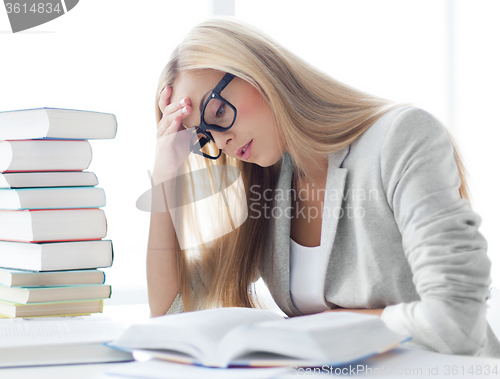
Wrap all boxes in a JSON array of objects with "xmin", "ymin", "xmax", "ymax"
[
  {"xmin": 152, "ymin": 307, "xmax": 283, "ymax": 344},
  {"xmin": 272, "ymin": 312, "xmax": 409, "ymax": 363},
  {"xmin": 111, "ymin": 307, "xmax": 284, "ymax": 363},
  {"xmin": 217, "ymin": 324, "xmax": 322, "ymax": 366},
  {"xmin": 217, "ymin": 311, "xmax": 408, "ymax": 367},
  {"xmin": 0, "ymin": 316, "xmax": 124, "ymax": 348}
]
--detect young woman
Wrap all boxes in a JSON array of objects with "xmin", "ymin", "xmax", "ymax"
[{"xmin": 147, "ymin": 18, "xmax": 500, "ymax": 357}]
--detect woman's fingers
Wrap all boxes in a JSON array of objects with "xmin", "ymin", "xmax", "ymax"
[
  {"xmin": 158, "ymin": 86, "xmax": 191, "ymax": 118},
  {"xmin": 157, "ymin": 86, "xmax": 193, "ymax": 137},
  {"xmin": 163, "ymin": 115, "xmax": 182, "ymax": 136},
  {"xmin": 158, "ymin": 86, "xmax": 172, "ymax": 115},
  {"xmin": 162, "ymin": 96, "xmax": 191, "ymax": 118},
  {"xmin": 157, "ymin": 105, "xmax": 192, "ymax": 138},
  {"xmin": 155, "ymin": 86, "xmax": 194, "ymax": 181}
]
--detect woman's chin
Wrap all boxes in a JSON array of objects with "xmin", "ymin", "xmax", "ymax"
[{"xmin": 255, "ymin": 154, "xmax": 284, "ymax": 168}]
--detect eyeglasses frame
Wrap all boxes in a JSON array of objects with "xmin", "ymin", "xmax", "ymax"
[{"xmin": 190, "ymin": 73, "xmax": 237, "ymax": 160}]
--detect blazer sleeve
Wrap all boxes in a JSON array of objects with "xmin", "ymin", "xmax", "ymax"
[
  {"xmin": 379, "ymin": 107, "xmax": 491, "ymax": 355},
  {"xmin": 165, "ymin": 292, "xmax": 185, "ymax": 314}
]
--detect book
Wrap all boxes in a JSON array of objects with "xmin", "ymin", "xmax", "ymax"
[
  {"xmin": 0, "ymin": 107, "xmax": 117, "ymax": 140},
  {"xmin": 0, "ymin": 316, "xmax": 133, "ymax": 367},
  {"xmin": 0, "ymin": 343, "xmax": 132, "ymax": 368},
  {"xmin": 0, "ymin": 187, "xmax": 106, "ymax": 210},
  {"xmin": 0, "ymin": 299, "xmax": 104, "ymax": 317},
  {"xmin": 0, "ymin": 240, "xmax": 113, "ymax": 271},
  {"xmin": 0, "ymin": 140, "xmax": 92, "ymax": 172},
  {"xmin": 0, "ymin": 284, "xmax": 111, "ymax": 304},
  {"xmin": 0, "ymin": 171, "xmax": 98, "ymax": 188},
  {"xmin": 0, "ymin": 268, "xmax": 105, "ymax": 287},
  {"xmin": 0, "ymin": 209, "xmax": 107, "ymax": 242},
  {"xmin": 108, "ymin": 307, "xmax": 410, "ymax": 368}
]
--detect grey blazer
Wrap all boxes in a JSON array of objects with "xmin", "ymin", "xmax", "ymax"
[
  {"xmin": 167, "ymin": 106, "xmax": 500, "ymax": 357},
  {"xmin": 258, "ymin": 106, "xmax": 500, "ymax": 357}
]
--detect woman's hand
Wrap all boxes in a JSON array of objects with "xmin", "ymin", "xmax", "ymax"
[
  {"xmin": 323, "ymin": 308, "xmax": 384, "ymax": 317},
  {"xmin": 152, "ymin": 86, "xmax": 194, "ymax": 186}
]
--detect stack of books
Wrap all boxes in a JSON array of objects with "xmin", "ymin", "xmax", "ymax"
[{"xmin": 0, "ymin": 107, "xmax": 116, "ymax": 318}]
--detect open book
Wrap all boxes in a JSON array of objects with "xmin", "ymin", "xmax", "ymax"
[{"xmin": 108, "ymin": 307, "xmax": 410, "ymax": 368}]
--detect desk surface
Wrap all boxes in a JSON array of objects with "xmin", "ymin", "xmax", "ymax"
[
  {"xmin": 1, "ymin": 303, "xmax": 500, "ymax": 379},
  {"xmin": 4, "ymin": 347, "xmax": 500, "ymax": 379}
]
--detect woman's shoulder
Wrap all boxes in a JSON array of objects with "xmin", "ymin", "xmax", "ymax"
[
  {"xmin": 362, "ymin": 105, "xmax": 444, "ymax": 139},
  {"xmin": 347, "ymin": 106, "xmax": 448, "ymax": 161}
]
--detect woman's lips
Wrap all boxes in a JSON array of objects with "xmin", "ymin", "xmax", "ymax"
[
  {"xmin": 241, "ymin": 140, "xmax": 253, "ymax": 160},
  {"xmin": 237, "ymin": 140, "xmax": 253, "ymax": 160}
]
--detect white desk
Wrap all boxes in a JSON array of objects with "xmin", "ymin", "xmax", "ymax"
[
  {"xmin": 103, "ymin": 347, "xmax": 500, "ymax": 379},
  {"xmin": 3, "ymin": 349, "xmax": 500, "ymax": 379},
  {"xmin": 1, "ymin": 362, "xmax": 123, "ymax": 379},
  {"xmin": 1, "ymin": 303, "xmax": 500, "ymax": 379}
]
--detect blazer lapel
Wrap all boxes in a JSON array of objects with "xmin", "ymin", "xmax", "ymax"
[
  {"xmin": 317, "ymin": 146, "xmax": 350, "ymax": 305},
  {"xmin": 271, "ymin": 152, "xmax": 301, "ymax": 316},
  {"xmin": 270, "ymin": 147, "xmax": 350, "ymax": 316}
]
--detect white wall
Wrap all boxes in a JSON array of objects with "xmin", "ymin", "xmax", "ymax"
[
  {"xmin": 236, "ymin": 0, "xmax": 450, "ymax": 123},
  {"xmin": 454, "ymin": 0, "xmax": 500, "ymax": 289}
]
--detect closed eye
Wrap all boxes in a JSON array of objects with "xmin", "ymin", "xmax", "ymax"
[
  {"xmin": 215, "ymin": 103, "xmax": 226, "ymax": 118},
  {"xmin": 203, "ymin": 98, "xmax": 234, "ymax": 128}
]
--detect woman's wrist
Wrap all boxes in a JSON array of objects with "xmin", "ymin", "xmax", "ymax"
[{"xmin": 324, "ymin": 308, "xmax": 385, "ymax": 317}]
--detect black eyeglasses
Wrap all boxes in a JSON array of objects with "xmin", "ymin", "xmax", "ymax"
[{"xmin": 189, "ymin": 73, "xmax": 237, "ymax": 159}]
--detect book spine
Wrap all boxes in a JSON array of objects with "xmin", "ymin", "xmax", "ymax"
[
  {"xmin": 2, "ymin": 170, "xmax": 84, "ymax": 173},
  {"xmin": 110, "ymin": 241, "xmax": 114, "ymax": 266}
]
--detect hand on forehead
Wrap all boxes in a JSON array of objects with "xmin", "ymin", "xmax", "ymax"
[{"xmin": 171, "ymin": 70, "xmax": 226, "ymax": 128}]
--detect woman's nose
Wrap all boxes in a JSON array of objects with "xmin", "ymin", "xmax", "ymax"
[{"xmin": 211, "ymin": 130, "xmax": 234, "ymax": 150}]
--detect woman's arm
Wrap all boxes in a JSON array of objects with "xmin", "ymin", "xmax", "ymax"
[
  {"xmin": 379, "ymin": 107, "xmax": 491, "ymax": 355},
  {"xmin": 147, "ymin": 187, "xmax": 180, "ymax": 317},
  {"xmin": 147, "ymin": 86, "xmax": 192, "ymax": 317}
]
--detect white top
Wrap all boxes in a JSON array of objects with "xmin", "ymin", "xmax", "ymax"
[{"xmin": 289, "ymin": 238, "xmax": 329, "ymax": 314}]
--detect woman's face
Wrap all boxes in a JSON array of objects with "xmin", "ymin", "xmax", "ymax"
[{"xmin": 171, "ymin": 70, "xmax": 285, "ymax": 167}]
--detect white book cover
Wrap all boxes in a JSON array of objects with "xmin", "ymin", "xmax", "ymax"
[
  {"xmin": 0, "ymin": 209, "xmax": 107, "ymax": 242},
  {"xmin": 0, "ymin": 107, "xmax": 117, "ymax": 140},
  {"xmin": 0, "ymin": 140, "xmax": 92, "ymax": 172},
  {"xmin": 0, "ymin": 187, "xmax": 106, "ymax": 209},
  {"xmin": 0, "ymin": 240, "xmax": 113, "ymax": 271},
  {"xmin": 0, "ymin": 171, "xmax": 98, "ymax": 189}
]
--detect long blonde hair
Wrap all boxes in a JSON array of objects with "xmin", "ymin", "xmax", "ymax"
[{"xmin": 155, "ymin": 17, "xmax": 470, "ymax": 311}]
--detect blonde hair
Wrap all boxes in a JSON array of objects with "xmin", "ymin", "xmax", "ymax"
[{"xmin": 155, "ymin": 17, "xmax": 470, "ymax": 311}]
